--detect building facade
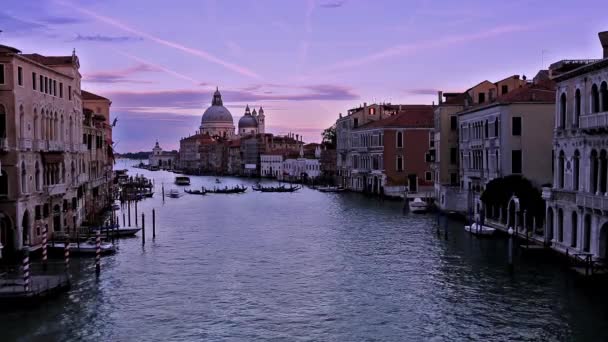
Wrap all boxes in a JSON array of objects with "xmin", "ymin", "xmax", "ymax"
[
  {"xmin": 149, "ymin": 141, "xmax": 177, "ymax": 169},
  {"xmin": 543, "ymin": 31, "xmax": 608, "ymax": 258}
]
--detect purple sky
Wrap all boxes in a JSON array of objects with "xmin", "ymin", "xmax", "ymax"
[{"xmin": 1, "ymin": 0, "xmax": 607, "ymax": 152}]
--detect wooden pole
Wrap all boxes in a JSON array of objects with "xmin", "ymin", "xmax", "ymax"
[
  {"xmin": 128, "ymin": 201, "xmax": 131, "ymax": 227},
  {"xmin": 141, "ymin": 213, "xmax": 146, "ymax": 246},
  {"xmin": 22, "ymin": 249, "xmax": 31, "ymax": 292},
  {"xmin": 152, "ymin": 209, "xmax": 156, "ymax": 239},
  {"xmin": 123, "ymin": 211, "xmax": 126, "ymax": 227},
  {"xmin": 95, "ymin": 230, "xmax": 101, "ymax": 276},
  {"xmin": 64, "ymin": 237, "xmax": 70, "ymax": 275},
  {"xmin": 162, "ymin": 183, "xmax": 165, "ymax": 202},
  {"xmin": 135, "ymin": 201, "xmax": 138, "ymax": 226},
  {"xmin": 42, "ymin": 226, "xmax": 48, "ymax": 272}
]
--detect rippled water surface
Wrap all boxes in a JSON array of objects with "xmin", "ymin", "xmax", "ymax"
[{"xmin": 2, "ymin": 160, "xmax": 608, "ymax": 341}]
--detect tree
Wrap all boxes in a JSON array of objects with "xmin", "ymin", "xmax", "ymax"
[
  {"xmin": 480, "ymin": 175, "xmax": 544, "ymax": 228},
  {"xmin": 322, "ymin": 124, "xmax": 337, "ymax": 148}
]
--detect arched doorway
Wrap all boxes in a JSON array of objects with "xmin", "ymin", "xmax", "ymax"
[
  {"xmin": 0, "ymin": 213, "xmax": 15, "ymax": 257},
  {"xmin": 599, "ymin": 222, "xmax": 608, "ymax": 259},
  {"xmin": 547, "ymin": 207, "xmax": 554, "ymax": 242},
  {"xmin": 22, "ymin": 210, "xmax": 30, "ymax": 247},
  {"xmin": 584, "ymin": 214, "xmax": 592, "ymax": 253},
  {"xmin": 53, "ymin": 205, "xmax": 62, "ymax": 232},
  {"xmin": 571, "ymin": 211, "xmax": 578, "ymax": 248}
]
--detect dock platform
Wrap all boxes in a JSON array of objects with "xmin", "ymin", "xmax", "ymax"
[{"xmin": 0, "ymin": 274, "xmax": 70, "ymax": 306}]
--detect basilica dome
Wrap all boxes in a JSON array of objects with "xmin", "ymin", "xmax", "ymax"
[{"xmin": 201, "ymin": 88, "xmax": 234, "ymax": 125}]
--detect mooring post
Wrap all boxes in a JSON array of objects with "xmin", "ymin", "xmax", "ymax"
[
  {"xmin": 162, "ymin": 183, "xmax": 165, "ymax": 202},
  {"xmin": 95, "ymin": 230, "xmax": 101, "ymax": 277},
  {"xmin": 123, "ymin": 211, "xmax": 126, "ymax": 227},
  {"xmin": 22, "ymin": 249, "xmax": 31, "ymax": 292},
  {"xmin": 128, "ymin": 201, "xmax": 131, "ymax": 227},
  {"xmin": 64, "ymin": 237, "xmax": 70, "ymax": 276},
  {"xmin": 141, "ymin": 213, "xmax": 146, "ymax": 246},
  {"xmin": 135, "ymin": 201, "xmax": 138, "ymax": 226},
  {"xmin": 152, "ymin": 209, "xmax": 156, "ymax": 239},
  {"xmin": 508, "ymin": 227, "xmax": 514, "ymax": 275},
  {"xmin": 42, "ymin": 226, "xmax": 48, "ymax": 272}
]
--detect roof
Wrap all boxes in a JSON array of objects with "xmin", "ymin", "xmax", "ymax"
[
  {"xmin": 458, "ymin": 83, "xmax": 555, "ymax": 115},
  {"xmin": 551, "ymin": 58, "xmax": 608, "ymax": 82},
  {"xmin": 442, "ymin": 92, "xmax": 467, "ymax": 105},
  {"xmin": 82, "ymin": 90, "xmax": 110, "ymax": 101},
  {"xmin": 21, "ymin": 53, "xmax": 73, "ymax": 66},
  {"xmin": 355, "ymin": 106, "xmax": 434, "ymax": 130},
  {"xmin": 0, "ymin": 44, "xmax": 21, "ymax": 54}
]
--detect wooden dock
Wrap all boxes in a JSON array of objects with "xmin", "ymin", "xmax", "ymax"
[{"xmin": 0, "ymin": 274, "xmax": 70, "ymax": 306}]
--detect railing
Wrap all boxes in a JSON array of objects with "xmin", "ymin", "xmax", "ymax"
[
  {"xmin": 580, "ymin": 111, "xmax": 608, "ymax": 130},
  {"xmin": 48, "ymin": 141, "xmax": 63, "ymax": 152},
  {"xmin": 576, "ymin": 192, "xmax": 608, "ymax": 211},
  {"xmin": 19, "ymin": 138, "xmax": 32, "ymax": 150},
  {"xmin": 77, "ymin": 174, "xmax": 88, "ymax": 184},
  {"xmin": 46, "ymin": 184, "xmax": 67, "ymax": 196}
]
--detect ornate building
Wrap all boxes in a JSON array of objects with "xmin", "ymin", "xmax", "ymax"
[
  {"xmin": 199, "ymin": 88, "xmax": 235, "ymax": 139},
  {"xmin": 238, "ymin": 105, "xmax": 265, "ymax": 136}
]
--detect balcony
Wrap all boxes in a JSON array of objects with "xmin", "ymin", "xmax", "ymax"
[
  {"xmin": 576, "ymin": 192, "xmax": 608, "ymax": 211},
  {"xmin": 35, "ymin": 139, "xmax": 47, "ymax": 151},
  {"xmin": 19, "ymin": 138, "xmax": 32, "ymax": 151},
  {"xmin": 580, "ymin": 112, "xmax": 608, "ymax": 132},
  {"xmin": 46, "ymin": 183, "xmax": 67, "ymax": 196},
  {"xmin": 48, "ymin": 141, "xmax": 64, "ymax": 152}
]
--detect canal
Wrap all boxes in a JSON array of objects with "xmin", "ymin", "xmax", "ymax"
[{"xmin": 2, "ymin": 160, "xmax": 608, "ymax": 341}]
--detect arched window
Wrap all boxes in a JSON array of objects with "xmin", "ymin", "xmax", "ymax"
[
  {"xmin": 558, "ymin": 150, "xmax": 565, "ymax": 188},
  {"xmin": 396, "ymin": 131, "xmax": 403, "ymax": 148},
  {"xmin": 560, "ymin": 93, "xmax": 567, "ymax": 128},
  {"xmin": 0, "ymin": 104, "xmax": 6, "ymax": 138},
  {"xmin": 35, "ymin": 162, "xmax": 40, "ymax": 191},
  {"xmin": 19, "ymin": 105, "xmax": 25, "ymax": 138},
  {"xmin": 21, "ymin": 161, "xmax": 27, "ymax": 194},
  {"xmin": 601, "ymin": 81, "xmax": 608, "ymax": 112},
  {"xmin": 573, "ymin": 150, "xmax": 580, "ymax": 190},
  {"xmin": 71, "ymin": 161, "xmax": 75, "ymax": 184},
  {"xmin": 33, "ymin": 109, "xmax": 38, "ymax": 140},
  {"xmin": 584, "ymin": 214, "xmax": 592, "ymax": 252},
  {"xmin": 575, "ymin": 89, "xmax": 581, "ymax": 127},
  {"xmin": 591, "ymin": 150, "xmax": 598, "ymax": 193},
  {"xmin": 601, "ymin": 150, "xmax": 607, "ymax": 194},
  {"xmin": 571, "ymin": 211, "xmax": 578, "ymax": 248},
  {"xmin": 592, "ymin": 84, "xmax": 600, "ymax": 113},
  {"xmin": 557, "ymin": 208, "xmax": 564, "ymax": 243}
]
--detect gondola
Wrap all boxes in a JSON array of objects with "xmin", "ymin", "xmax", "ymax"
[
  {"xmin": 184, "ymin": 188, "xmax": 207, "ymax": 195},
  {"xmin": 204, "ymin": 185, "xmax": 247, "ymax": 194},
  {"xmin": 252, "ymin": 184, "xmax": 301, "ymax": 193}
]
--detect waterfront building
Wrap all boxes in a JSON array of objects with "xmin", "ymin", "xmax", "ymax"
[
  {"xmin": 347, "ymin": 107, "xmax": 434, "ymax": 196},
  {"xmin": 0, "ymin": 44, "xmax": 113, "ymax": 257},
  {"xmin": 543, "ymin": 31, "xmax": 608, "ymax": 258},
  {"xmin": 260, "ymin": 154, "xmax": 285, "ymax": 179},
  {"xmin": 458, "ymin": 73, "xmax": 555, "ymax": 216},
  {"xmin": 432, "ymin": 92, "xmax": 467, "ymax": 212},
  {"xmin": 237, "ymin": 105, "xmax": 265, "ymax": 136},
  {"xmin": 148, "ymin": 141, "xmax": 177, "ymax": 169},
  {"xmin": 199, "ymin": 88, "xmax": 235, "ymax": 139},
  {"xmin": 198, "ymin": 138, "xmax": 227, "ymax": 174},
  {"xmin": 178, "ymin": 134, "xmax": 206, "ymax": 172},
  {"xmin": 319, "ymin": 146, "xmax": 337, "ymax": 183},
  {"xmin": 226, "ymin": 138, "xmax": 242, "ymax": 175}
]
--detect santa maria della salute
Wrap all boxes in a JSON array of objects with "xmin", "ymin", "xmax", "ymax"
[{"xmin": 169, "ymin": 88, "xmax": 308, "ymax": 176}]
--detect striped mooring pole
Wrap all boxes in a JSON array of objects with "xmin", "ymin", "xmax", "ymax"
[
  {"xmin": 95, "ymin": 230, "xmax": 101, "ymax": 276},
  {"xmin": 42, "ymin": 226, "xmax": 48, "ymax": 272},
  {"xmin": 64, "ymin": 238, "xmax": 70, "ymax": 275},
  {"xmin": 22, "ymin": 249, "xmax": 31, "ymax": 292}
]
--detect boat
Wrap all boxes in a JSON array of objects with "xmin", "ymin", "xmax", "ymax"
[
  {"xmin": 99, "ymin": 225, "xmax": 142, "ymax": 237},
  {"xmin": 252, "ymin": 184, "xmax": 301, "ymax": 193},
  {"xmin": 111, "ymin": 202, "xmax": 121, "ymax": 210},
  {"xmin": 464, "ymin": 223, "xmax": 496, "ymax": 236},
  {"xmin": 317, "ymin": 186, "xmax": 345, "ymax": 193},
  {"xmin": 185, "ymin": 188, "xmax": 207, "ymax": 195},
  {"xmin": 408, "ymin": 198, "xmax": 429, "ymax": 213},
  {"xmin": 215, "ymin": 178, "xmax": 221, "ymax": 184},
  {"xmin": 169, "ymin": 189, "xmax": 181, "ymax": 198},
  {"xmin": 175, "ymin": 176, "xmax": 191, "ymax": 186},
  {"xmin": 142, "ymin": 190, "xmax": 154, "ymax": 198},
  {"xmin": 49, "ymin": 238, "xmax": 116, "ymax": 255},
  {"xmin": 205, "ymin": 185, "xmax": 247, "ymax": 194}
]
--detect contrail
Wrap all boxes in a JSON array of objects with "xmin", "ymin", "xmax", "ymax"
[
  {"xmin": 55, "ymin": 0, "xmax": 261, "ymax": 79},
  {"xmin": 112, "ymin": 49, "xmax": 203, "ymax": 85}
]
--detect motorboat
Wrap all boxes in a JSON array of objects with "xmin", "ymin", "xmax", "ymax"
[
  {"xmin": 318, "ymin": 186, "xmax": 345, "ymax": 193},
  {"xmin": 175, "ymin": 176, "xmax": 191, "ymax": 186},
  {"xmin": 408, "ymin": 198, "xmax": 428, "ymax": 213},
  {"xmin": 49, "ymin": 238, "xmax": 116, "ymax": 255},
  {"xmin": 464, "ymin": 223, "xmax": 496, "ymax": 236},
  {"xmin": 169, "ymin": 189, "xmax": 181, "ymax": 198},
  {"xmin": 99, "ymin": 225, "xmax": 142, "ymax": 237}
]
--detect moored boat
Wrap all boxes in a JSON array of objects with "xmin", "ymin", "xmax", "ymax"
[
  {"xmin": 99, "ymin": 226, "xmax": 142, "ymax": 237},
  {"xmin": 252, "ymin": 184, "xmax": 301, "ymax": 193},
  {"xmin": 175, "ymin": 176, "xmax": 191, "ymax": 185},
  {"xmin": 205, "ymin": 185, "xmax": 247, "ymax": 194},
  {"xmin": 317, "ymin": 186, "xmax": 345, "ymax": 193},
  {"xmin": 49, "ymin": 238, "xmax": 116, "ymax": 255},
  {"xmin": 408, "ymin": 198, "xmax": 429, "ymax": 213},
  {"xmin": 169, "ymin": 189, "xmax": 181, "ymax": 198},
  {"xmin": 464, "ymin": 223, "xmax": 496, "ymax": 236}
]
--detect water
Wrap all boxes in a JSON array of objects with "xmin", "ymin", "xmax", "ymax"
[{"xmin": 2, "ymin": 160, "xmax": 608, "ymax": 341}]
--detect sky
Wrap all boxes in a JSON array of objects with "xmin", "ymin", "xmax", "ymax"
[{"xmin": 1, "ymin": 0, "xmax": 607, "ymax": 152}]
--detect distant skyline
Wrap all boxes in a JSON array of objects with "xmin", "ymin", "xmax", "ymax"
[{"xmin": 1, "ymin": 0, "xmax": 607, "ymax": 151}]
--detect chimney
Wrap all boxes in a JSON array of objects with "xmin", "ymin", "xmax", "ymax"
[
  {"xmin": 438, "ymin": 91, "xmax": 443, "ymax": 105},
  {"xmin": 363, "ymin": 102, "xmax": 367, "ymax": 108},
  {"xmin": 599, "ymin": 31, "xmax": 608, "ymax": 59}
]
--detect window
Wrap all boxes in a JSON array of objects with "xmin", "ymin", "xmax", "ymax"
[
  {"xmin": 39, "ymin": 75, "xmax": 43, "ymax": 92},
  {"xmin": 35, "ymin": 162, "xmax": 40, "ymax": 191},
  {"xmin": 573, "ymin": 150, "xmax": 580, "ymax": 190},
  {"xmin": 501, "ymin": 85, "xmax": 508, "ymax": 95},
  {"xmin": 425, "ymin": 171, "xmax": 432, "ymax": 181},
  {"xmin": 0, "ymin": 170, "xmax": 7, "ymax": 196},
  {"xmin": 484, "ymin": 120, "xmax": 488, "ymax": 138},
  {"xmin": 450, "ymin": 116, "xmax": 457, "ymax": 130},
  {"xmin": 512, "ymin": 117, "xmax": 521, "ymax": 136},
  {"xmin": 592, "ymin": 84, "xmax": 600, "ymax": 113},
  {"xmin": 21, "ymin": 162, "xmax": 27, "ymax": 194},
  {"xmin": 450, "ymin": 173, "xmax": 458, "ymax": 185},
  {"xmin": 44, "ymin": 76, "xmax": 48, "ymax": 94},
  {"xmin": 494, "ymin": 118, "xmax": 499, "ymax": 137},
  {"xmin": 450, "ymin": 148, "xmax": 457, "ymax": 165},
  {"xmin": 512, "ymin": 149, "xmax": 522, "ymax": 174},
  {"xmin": 574, "ymin": 89, "xmax": 581, "ymax": 126},
  {"xmin": 601, "ymin": 82, "xmax": 608, "ymax": 112},
  {"xmin": 353, "ymin": 118, "xmax": 358, "ymax": 128},
  {"xmin": 32, "ymin": 72, "xmax": 37, "ymax": 90},
  {"xmin": 478, "ymin": 92, "xmax": 485, "ymax": 103},
  {"xmin": 53, "ymin": 80, "xmax": 57, "ymax": 96},
  {"xmin": 369, "ymin": 107, "xmax": 376, "ymax": 115},
  {"xmin": 396, "ymin": 131, "xmax": 403, "ymax": 148},
  {"xmin": 571, "ymin": 212, "xmax": 578, "ymax": 248},
  {"xmin": 559, "ymin": 93, "xmax": 567, "ymax": 128},
  {"xmin": 35, "ymin": 205, "xmax": 42, "ymax": 220},
  {"xmin": 0, "ymin": 105, "xmax": 5, "ymax": 138},
  {"xmin": 68, "ymin": 86, "xmax": 72, "ymax": 100},
  {"xmin": 396, "ymin": 155, "xmax": 404, "ymax": 172},
  {"xmin": 60, "ymin": 83, "xmax": 63, "ymax": 98},
  {"xmin": 0, "ymin": 63, "xmax": 4, "ymax": 84},
  {"xmin": 17, "ymin": 66, "xmax": 23, "ymax": 86}
]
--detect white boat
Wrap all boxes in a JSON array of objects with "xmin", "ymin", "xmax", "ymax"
[
  {"xmin": 408, "ymin": 198, "xmax": 428, "ymax": 213},
  {"xmin": 168, "ymin": 189, "xmax": 181, "ymax": 198},
  {"xmin": 318, "ymin": 186, "xmax": 345, "ymax": 193},
  {"xmin": 464, "ymin": 223, "xmax": 496, "ymax": 236},
  {"xmin": 49, "ymin": 238, "xmax": 116, "ymax": 255},
  {"xmin": 99, "ymin": 226, "xmax": 141, "ymax": 237},
  {"xmin": 175, "ymin": 176, "xmax": 191, "ymax": 186}
]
